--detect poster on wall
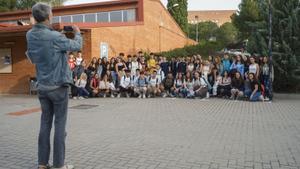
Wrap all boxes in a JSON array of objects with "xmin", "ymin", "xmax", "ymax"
[
  {"xmin": 0, "ymin": 48, "xmax": 12, "ymax": 73},
  {"xmin": 100, "ymin": 42, "xmax": 109, "ymax": 59}
]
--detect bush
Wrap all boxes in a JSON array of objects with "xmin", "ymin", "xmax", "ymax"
[{"xmin": 158, "ymin": 40, "xmax": 224, "ymax": 60}]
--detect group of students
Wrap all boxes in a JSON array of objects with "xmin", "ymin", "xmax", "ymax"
[{"xmin": 68, "ymin": 51, "xmax": 271, "ymax": 101}]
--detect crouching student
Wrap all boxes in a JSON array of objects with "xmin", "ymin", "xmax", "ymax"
[
  {"xmin": 173, "ymin": 73, "xmax": 187, "ymax": 98},
  {"xmin": 99, "ymin": 74, "xmax": 110, "ymax": 98},
  {"xmin": 118, "ymin": 69, "xmax": 133, "ymax": 98},
  {"xmin": 193, "ymin": 71, "xmax": 208, "ymax": 99},
  {"xmin": 245, "ymin": 73, "xmax": 264, "ymax": 101},
  {"xmin": 162, "ymin": 72, "xmax": 175, "ymax": 97},
  {"xmin": 231, "ymin": 72, "xmax": 244, "ymax": 100},
  {"xmin": 75, "ymin": 73, "xmax": 89, "ymax": 99},
  {"xmin": 134, "ymin": 71, "xmax": 148, "ymax": 98},
  {"xmin": 185, "ymin": 74, "xmax": 195, "ymax": 98},
  {"xmin": 90, "ymin": 73, "xmax": 100, "ymax": 97},
  {"xmin": 147, "ymin": 70, "xmax": 161, "ymax": 98}
]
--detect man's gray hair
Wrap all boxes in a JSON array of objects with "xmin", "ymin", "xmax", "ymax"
[{"xmin": 32, "ymin": 3, "xmax": 52, "ymax": 23}]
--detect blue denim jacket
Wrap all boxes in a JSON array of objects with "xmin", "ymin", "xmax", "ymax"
[{"xmin": 26, "ymin": 23, "xmax": 82, "ymax": 89}]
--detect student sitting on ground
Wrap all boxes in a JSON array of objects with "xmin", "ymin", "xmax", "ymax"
[
  {"xmin": 193, "ymin": 71, "xmax": 208, "ymax": 99},
  {"xmin": 185, "ymin": 73, "xmax": 195, "ymax": 98},
  {"xmin": 231, "ymin": 72, "xmax": 244, "ymax": 100},
  {"xmin": 75, "ymin": 73, "xmax": 89, "ymax": 99},
  {"xmin": 173, "ymin": 73, "xmax": 187, "ymax": 98},
  {"xmin": 90, "ymin": 73, "xmax": 100, "ymax": 97},
  {"xmin": 134, "ymin": 71, "xmax": 148, "ymax": 99},
  {"xmin": 245, "ymin": 73, "xmax": 264, "ymax": 102},
  {"xmin": 147, "ymin": 70, "xmax": 161, "ymax": 98},
  {"xmin": 99, "ymin": 74, "xmax": 111, "ymax": 98},
  {"xmin": 162, "ymin": 72, "xmax": 175, "ymax": 97},
  {"xmin": 217, "ymin": 70, "xmax": 231, "ymax": 98},
  {"xmin": 118, "ymin": 69, "xmax": 133, "ymax": 98}
]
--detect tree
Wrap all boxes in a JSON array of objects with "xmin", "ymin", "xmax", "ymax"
[
  {"xmin": 0, "ymin": 0, "xmax": 66, "ymax": 12},
  {"xmin": 167, "ymin": 0, "xmax": 189, "ymax": 34},
  {"xmin": 0, "ymin": 0, "xmax": 17, "ymax": 12},
  {"xmin": 232, "ymin": 0, "xmax": 300, "ymax": 92},
  {"xmin": 216, "ymin": 22, "xmax": 239, "ymax": 46},
  {"xmin": 188, "ymin": 21, "xmax": 219, "ymax": 41},
  {"xmin": 231, "ymin": 0, "xmax": 263, "ymax": 39}
]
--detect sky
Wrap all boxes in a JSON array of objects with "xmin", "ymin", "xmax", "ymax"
[{"xmin": 64, "ymin": 0, "xmax": 241, "ymax": 10}]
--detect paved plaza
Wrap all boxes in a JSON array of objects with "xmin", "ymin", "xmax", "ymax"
[{"xmin": 0, "ymin": 96, "xmax": 300, "ymax": 169}]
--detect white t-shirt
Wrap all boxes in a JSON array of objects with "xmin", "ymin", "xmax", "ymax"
[
  {"xmin": 75, "ymin": 79, "xmax": 87, "ymax": 88},
  {"xmin": 75, "ymin": 57, "xmax": 83, "ymax": 66},
  {"xmin": 148, "ymin": 77, "xmax": 158, "ymax": 87},
  {"xmin": 120, "ymin": 76, "xmax": 131, "ymax": 88},
  {"xmin": 249, "ymin": 64, "xmax": 258, "ymax": 74},
  {"xmin": 131, "ymin": 61, "xmax": 141, "ymax": 75}
]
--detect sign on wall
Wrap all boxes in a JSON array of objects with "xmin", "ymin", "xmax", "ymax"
[
  {"xmin": 100, "ymin": 42, "xmax": 109, "ymax": 59},
  {"xmin": 0, "ymin": 48, "xmax": 12, "ymax": 73}
]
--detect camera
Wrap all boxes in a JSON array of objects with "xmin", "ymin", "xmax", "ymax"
[{"xmin": 63, "ymin": 26, "xmax": 74, "ymax": 32}]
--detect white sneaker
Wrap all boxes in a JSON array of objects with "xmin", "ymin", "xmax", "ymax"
[
  {"xmin": 103, "ymin": 94, "xmax": 106, "ymax": 98},
  {"xmin": 117, "ymin": 94, "xmax": 121, "ymax": 98},
  {"xmin": 138, "ymin": 95, "xmax": 142, "ymax": 99},
  {"xmin": 52, "ymin": 164, "xmax": 74, "ymax": 169},
  {"xmin": 72, "ymin": 96, "xmax": 77, "ymax": 100},
  {"xmin": 162, "ymin": 93, "xmax": 167, "ymax": 98},
  {"xmin": 142, "ymin": 94, "xmax": 146, "ymax": 99},
  {"xmin": 78, "ymin": 96, "xmax": 84, "ymax": 100},
  {"xmin": 111, "ymin": 94, "xmax": 115, "ymax": 98}
]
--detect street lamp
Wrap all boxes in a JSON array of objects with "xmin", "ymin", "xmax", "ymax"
[
  {"xmin": 195, "ymin": 15, "xmax": 199, "ymax": 42},
  {"xmin": 268, "ymin": 0, "xmax": 273, "ymax": 101}
]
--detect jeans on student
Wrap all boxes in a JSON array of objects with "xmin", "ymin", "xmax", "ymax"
[
  {"xmin": 262, "ymin": 75, "xmax": 270, "ymax": 97},
  {"xmin": 250, "ymin": 91, "xmax": 262, "ymax": 101},
  {"xmin": 78, "ymin": 87, "xmax": 89, "ymax": 97},
  {"xmin": 38, "ymin": 86, "xmax": 69, "ymax": 168},
  {"xmin": 111, "ymin": 71, "xmax": 118, "ymax": 86}
]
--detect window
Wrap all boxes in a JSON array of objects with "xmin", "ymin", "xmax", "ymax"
[
  {"xmin": 52, "ymin": 16, "xmax": 60, "ymax": 23},
  {"xmin": 123, "ymin": 9, "xmax": 136, "ymax": 22},
  {"xmin": 85, "ymin": 13, "xmax": 96, "ymax": 22},
  {"xmin": 61, "ymin": 15, "xmax": 71, "ymax": 23},
  {"xmin": 97, "ymin": 12, "xmax": 109, "ymax": 22},
  {"xmin": 110, "ymin": 10, "xmax": 122, "ymax": 22},
  {"xmin": 72, "ymin": 15, "xmax": 83, "ymax": 23}
]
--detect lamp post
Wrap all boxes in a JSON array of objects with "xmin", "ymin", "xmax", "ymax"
[
  {"xmin": 268, "ymin": 0, "xmax": 273, "ymax": 101},
  {"xmin": 195, "ymin": 15, "xmax": 199, "ymax": 42}
]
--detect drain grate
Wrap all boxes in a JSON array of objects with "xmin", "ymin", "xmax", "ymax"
[{"xmin": 70, "ymin": 104, "xmax": 98, "ymax": 110}]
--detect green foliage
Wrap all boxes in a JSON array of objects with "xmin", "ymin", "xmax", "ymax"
[
  {"xmin": 217, "ymin": 22, "xmax": 239, "ymax": 45},
  {"xmin": 188, "ymin": 21, "xmax": 219, "ymax": 41},
  {"xmin": 167, "ymin": 0, "xmax": 189, "ymax": 34},
  {"xmin": 158, "ymin": 40, "xmax": 224, "ymax": 60},
  {"xmin": 0, "ymin": 0, "xmax": 66, "ymax": 12},
  {"xmin": 232, "ymin": 0, "xmax": 300, "ymax": 92},
  {"xmin": 188, "ymin": 21, "xmax": 239, "ymax": 49},
  {"xmin": 231, "ymin": 0, "xmax": 264, "ymax": 39}
]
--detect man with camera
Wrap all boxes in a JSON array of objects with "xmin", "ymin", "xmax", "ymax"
[{"xmin": 26, "ymin": 3, "xmax": 82, "ymax": 169}]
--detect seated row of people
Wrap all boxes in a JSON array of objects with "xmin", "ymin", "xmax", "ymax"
[{"xmin": 72, "ymin": 68, "xmax": 264, "ymax": 101}]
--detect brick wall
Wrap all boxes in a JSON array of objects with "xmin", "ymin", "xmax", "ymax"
[
  {"xmin": 90, "ymin": 0, "xmax": 195, "ymax": 59},
  {"xmin": 0, "ymin": 32, "xmax": 90, "ymax": 94},
  {"xmin": 188, "ymin": 10, "xmax": 236, "ymax": 26},
  {"xmin": 0, "ymin": 35, "xmax": 35, "ymax": 94}
]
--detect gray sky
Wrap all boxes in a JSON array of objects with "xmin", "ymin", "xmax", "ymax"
[{"xmin": 64, "ymin": 0, "xmax": 241, "ymax": 10}]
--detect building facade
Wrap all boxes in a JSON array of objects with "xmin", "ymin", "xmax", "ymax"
[
  {"xmin": 188, "ymin": 10, "xmax": 236, "ymax": 26},
  {"xmin": 0, "ymin": 0, "xmax": 195, "ymax": 94}
]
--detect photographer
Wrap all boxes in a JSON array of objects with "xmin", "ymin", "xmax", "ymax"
[{"xmin": 26, "ymin": 3, "xmax": 82, "ymax": 169}]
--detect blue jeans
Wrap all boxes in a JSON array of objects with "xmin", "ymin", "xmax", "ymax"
[
  {"xmin": 78, "ymin": 87, "xmax": 89, "ymax": 97},
  {"xmin": 245, "ymin": 90, "xmax": 262, "ymax": 101},
  {"xmin": 38, "ymin": 86, "xmax": 69, "ymax": 168}
]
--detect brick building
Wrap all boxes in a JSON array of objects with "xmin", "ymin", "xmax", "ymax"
[
  {"xmin": 0, "ymin": 0, "xmax": 195, "ymax": 94},
  {"xmin": 188, "ymin": 10, "xmax": 236, "ymax": 26}
]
